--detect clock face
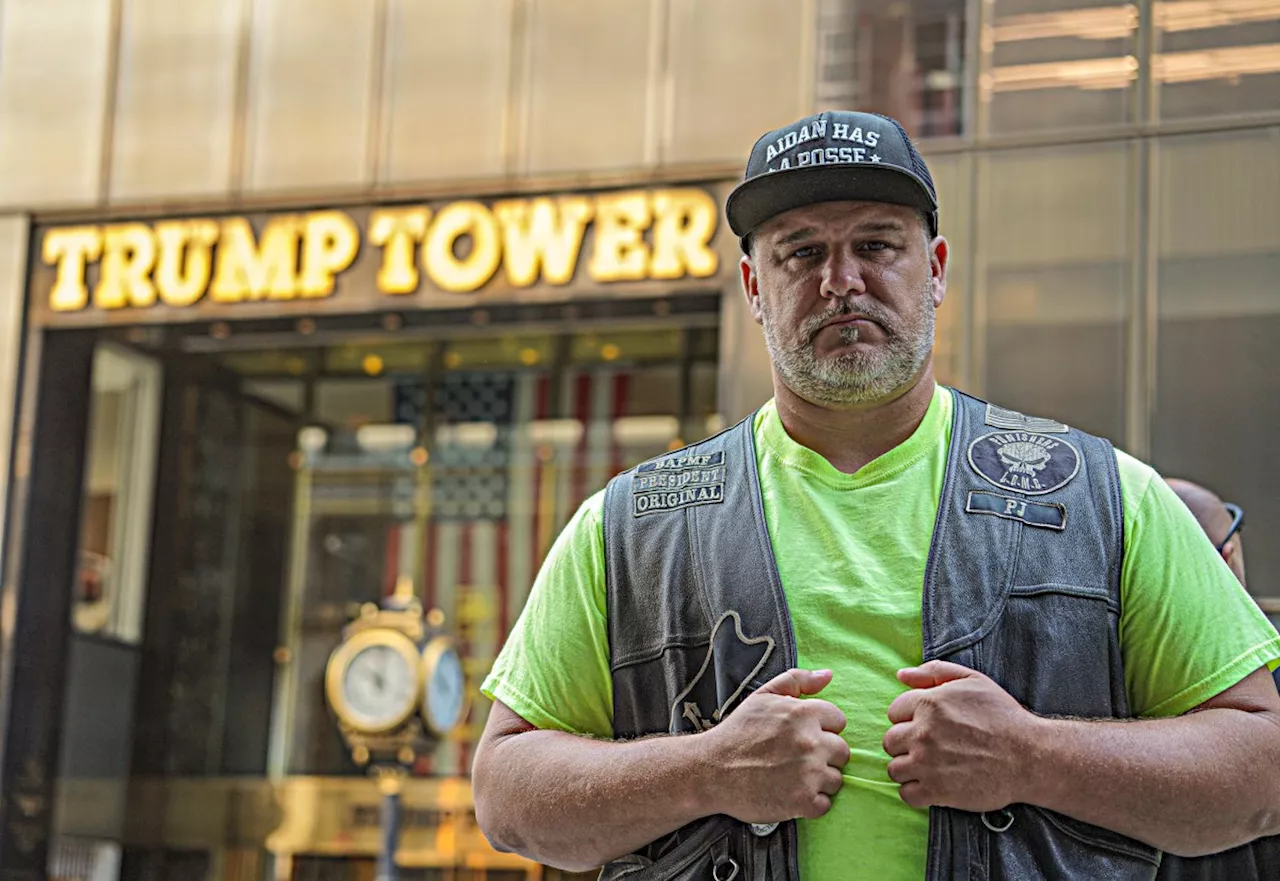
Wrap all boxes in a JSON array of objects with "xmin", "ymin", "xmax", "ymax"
[
  {"xmin": 340, "ymin": 642, "xmax": 417, "ymax": 732},
  {"xmin": 423, "ymin": 641, "xmax": 467, "ymax": 735}
]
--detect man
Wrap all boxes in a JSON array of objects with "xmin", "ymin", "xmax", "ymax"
[
  {"xmin": 472, "ymin": 111, "xmax": 1280, "ymax": 881},
  {"xmin": 1165, "ymin": 479, "xmax": 1246, "ymax": 585},
  {"xmin": 1158, "ymin": 478, "xmax": 1279, "ymax": 881}
]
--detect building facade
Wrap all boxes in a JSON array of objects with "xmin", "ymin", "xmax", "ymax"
[{"xmin": 0, "ymin": 1, "xmax": 1277, "ymax": 880}]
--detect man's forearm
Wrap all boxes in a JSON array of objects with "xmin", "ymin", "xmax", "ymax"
[
  {"xmin": 1021, "ymin": 708, "xmax": 1280, "ymax": 856},
  {"xmin": 473, "ymin": 728, "xmax": 716, "ymax": 872}
]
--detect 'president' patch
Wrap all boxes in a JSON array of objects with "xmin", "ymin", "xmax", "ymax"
[
  {"xmin": 967, "ymin": 431, "xmax": 1080, "ymax": 496},
  {"xmin": 633, "ymin": 451, "xmax": 726, "ymax": 516}
]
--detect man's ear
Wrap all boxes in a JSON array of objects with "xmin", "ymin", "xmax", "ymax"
[
  {"xmin": 740, "ymin": 255, "xmax": 764, "ymax": 326},
  {"xmin": 929, "ymin": 236, "xmax": 949, "ymax": 310}
]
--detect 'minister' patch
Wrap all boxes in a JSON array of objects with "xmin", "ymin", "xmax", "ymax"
[{"xmin": 633, "ymin": 451, "xmax": 726, "ymax": 517}]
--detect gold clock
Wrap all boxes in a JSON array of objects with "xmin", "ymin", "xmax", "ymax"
[{"xmin": 325, "ymin": 627, "xmax": 421, "ymax": 735}]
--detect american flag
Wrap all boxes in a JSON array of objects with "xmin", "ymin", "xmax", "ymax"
[{"xmin": 393, "ymin": 367, "xmax": 638, "ymax": 774}]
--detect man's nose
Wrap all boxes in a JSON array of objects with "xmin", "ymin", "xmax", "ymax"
[{"xmin": 820, "ymin": 250, "xmax": 867, "ymax": 300}]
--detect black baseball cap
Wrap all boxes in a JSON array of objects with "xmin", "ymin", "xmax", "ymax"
[{"xmin": 726, "ymin": 111, "xmax": 939, "ymax": 249}]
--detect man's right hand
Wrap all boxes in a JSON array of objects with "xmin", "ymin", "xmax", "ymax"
[{"xmin": 703, "ymin": 668, "xmax": 850, "ymax": 823}]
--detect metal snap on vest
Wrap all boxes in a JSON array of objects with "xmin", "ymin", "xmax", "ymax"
[
  {"xmin": 713, "ymin": 857, "xmax": 740, "ymax": 881},
  {"xmin": 981, "ymin": 808, "xmax": 1016, "ymax": 833},
  {"xmin": 749, "ymin": 822, "xmax": 778, "ymax": 837}
]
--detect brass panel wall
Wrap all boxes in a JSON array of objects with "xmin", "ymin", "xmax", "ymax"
[
  {"xmin": 1151, "ymin": 127, "xmax": 1280, "ymax": 598},
  {"xmin": 108, "ymin": 0, "xmax": 244, "ymax": 201},
  {"xmin": 523, "ymin": 0, "xmax": 656, "ymax": 174},
  {"xmin": 380, "ymin": 0, "xmax": 514, "ymax": 183},
  {"xmin": 1158, "ymin": 131, "xmax": 1280, "ymax": 265},
  {"xmin": 665, "ymin": 0, "xmax": 811, "ymax": 165},
  {"xmin": 982, "ymin": 146, "xmax": 1132, "ymax": 276},
  {"xmin": 923, "ymin": 153, "xmax": 971, "ymax": 389},
  {"xmin": 244, "ymin": 0, "xmax": 378, "ymax": 192},
  {"xmin": 977, "ymin": 143, "xmax": 1133, "ymax": 443},
  {"xmin": 0, "ymin": 216, "xmax": 28, "ymax": 567},
  {"xmin": 0, "ymin": 0, "xmax": 113, "ymax": 207}
]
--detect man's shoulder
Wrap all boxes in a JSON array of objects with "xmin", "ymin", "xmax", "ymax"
[{"xmin": 609, "ymin": 416, "xmax": 756, "ymax": 482}]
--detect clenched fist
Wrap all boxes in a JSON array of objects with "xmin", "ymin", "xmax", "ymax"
[
  {"xmin": 883, "ymin": 661, "xmax": 1040, "ymax": 812},
  {"xmin": 702, "ymin": 668, "xmax": 851, "ymax": 824}
]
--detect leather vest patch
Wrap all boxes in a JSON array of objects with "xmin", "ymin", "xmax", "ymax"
[
  {"xmin": 632, "ymin": 451, "xmax": 727, "ymax": 517},
  {"xmin": 968, "ymin": 430, "xmax": 1081, "ymax": 496}
]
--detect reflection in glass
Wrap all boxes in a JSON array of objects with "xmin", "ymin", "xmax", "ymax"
[
  {"xmin": 986, "ymin": 0, "xmax": 1138, "ymax": 132},
  {"xmin": 72, "ymin": 345, "xmax": 161, "ymax": 644},
  {"xmin": 1155, "ymin": 0, "xmax": 1280, "ymax": 119},
  {"xmin": 815, "ymin": 0, "xmax": 968, "ymax": 138}
]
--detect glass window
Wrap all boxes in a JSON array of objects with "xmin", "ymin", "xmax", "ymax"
[
  {"xmin": 815, "ymin": 0, "xmax": 969, "ymax": 138},
  {"xmin": 1151, "ymin": 127, "xmax": 1280, "ymax": 599},
  {"xmin": 977, "ymin": 142, "xmax": 1133, "ymax": 442},
  {"xmin": 73, "ymin": 344, "xmax": 162, "ymax": 644},
  {"xmin": 266, "ymin": 315, "xmax": 719, "ymax": 776},
  {"xmin": 1155, "ymin": 0, "xmax": 1280, "ymax": 120},
  {"xmin": 986, "ymin": 0, "xmax": 1138, "ymax": 133}
]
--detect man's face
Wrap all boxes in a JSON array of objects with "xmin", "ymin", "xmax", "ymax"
[{"xmin": 740, "ymin": 200, "xmax": 947, "ymax": 408}]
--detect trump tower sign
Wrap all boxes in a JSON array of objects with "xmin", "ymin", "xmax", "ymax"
[{"xmin": 30, "ymin": 186, "xmax": 723, "ymax": 327}]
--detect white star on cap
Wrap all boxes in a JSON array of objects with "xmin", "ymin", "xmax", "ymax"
[{"xmin": 870, "ymin": 154, "xmax": 883, "ymax": 163}]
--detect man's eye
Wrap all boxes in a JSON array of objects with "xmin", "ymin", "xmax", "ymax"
[
  {"xmin": 860, "ymin": 241, "xmax": 889, "ymax": 252},
  {"xmin": 791, "ymin": 245, "xmax": 820, "ymax": 259}
]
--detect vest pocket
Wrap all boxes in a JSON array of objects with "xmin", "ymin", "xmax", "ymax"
[
  {"xmin": 990, "ymin": 583, "xmax": 1124, "ymax": 718},
  {"xmin": 986, "ymin": 804, "xmax": 1160, "ymax": 880},
  {"xmin": 597, "ymin": 817, "xmax": 750, "ymax": 881}
]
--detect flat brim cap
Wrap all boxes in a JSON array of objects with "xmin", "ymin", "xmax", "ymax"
[{"xmin": 726, "ymin": 110, "xmax": 939, "ymax": 239}]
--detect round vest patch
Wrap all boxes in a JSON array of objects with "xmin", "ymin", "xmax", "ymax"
[{"xmin": 967, "ymin": 431, "xmax": 1081, "ymax": 496}]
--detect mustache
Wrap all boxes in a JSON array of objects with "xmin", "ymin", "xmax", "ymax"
[{"xmin": 803, "ymin": 300, "xmax": 897, "ymax": 343}]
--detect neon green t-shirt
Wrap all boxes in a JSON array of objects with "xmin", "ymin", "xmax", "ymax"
[{"xmin": 482, "ymin": 385, "xmax": 1280, "ymax": 881}]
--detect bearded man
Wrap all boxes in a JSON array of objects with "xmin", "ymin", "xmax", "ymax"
[{"xmin": 472, "ymin": 112, "xmax": 1280, "ymax": 881}]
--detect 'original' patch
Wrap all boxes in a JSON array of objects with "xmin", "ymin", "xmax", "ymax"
[
  {"xmin": 633, "ymin": 450, "xmax": 726, "ymax": 516},
  {"xmin": 967, "ymin": 431, "xmax": 1080, "ymax": 496},
  {"xmin": 966, "ymin": 490, "xmax": 1066, "ymax": 531}
]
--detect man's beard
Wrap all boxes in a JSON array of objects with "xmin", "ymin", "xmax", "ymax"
[{"xmin": 761, "ymin": 284, "xmax": 935, "ymax": 407}]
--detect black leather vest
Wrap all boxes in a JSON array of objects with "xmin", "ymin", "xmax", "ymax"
[{"xmin": 599, "ymin": 389, "xmax": 1162, "ymax": 881}]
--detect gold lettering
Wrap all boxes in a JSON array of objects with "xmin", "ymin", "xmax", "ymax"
[
  {"xmin": 43, "ymin": 227, "xmax": 102, "ymax": 312},
  {"xmin": 588, "ymin": 191, "xmax": 651, "ymax": 282},
  {"xmin": 299, "ymin": 211, "xmax": 359, "ymax": 298},
  {"xmin": 650, "ymin": 189, "xmax": 718, "ymax": 280},
  {"xmin": 369, "ymin": 208, "xmax": 429, "ymax": 295},
  {"xmin": 210, "ymin": 216, "xmax": 302, "ymax": 302},
  {"xmin": 423, "ymin": 201, "xmax": 501, "ymax": 294},
  {"xmin": 493, "ymin": 197, "xmax": 593, "ymax": 287},
  {"xmin": 95, "ymin": 224, "xmax": 158, "ymax": 310},
  {"xmin": 154, "ymin": 220, "xmax": 219, "ymax": 308}
]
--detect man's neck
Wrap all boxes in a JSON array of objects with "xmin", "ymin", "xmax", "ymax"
[{"xmin": 772, "ymin": 369, "xmax": 937, "ymax": 475}]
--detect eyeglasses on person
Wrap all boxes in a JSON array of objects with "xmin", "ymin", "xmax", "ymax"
[{"xmin": 1216, "ymin": 503, "xmax": 1244, "ymax": 553}]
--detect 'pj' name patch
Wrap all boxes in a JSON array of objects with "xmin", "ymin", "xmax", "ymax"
[
  {"xmin": 633, "ymin": 451, "xmax": 726, "ymax": 516},
  {"xmin": 966, "ymin": 491, "xmax": 1066, "ymax": 531}
]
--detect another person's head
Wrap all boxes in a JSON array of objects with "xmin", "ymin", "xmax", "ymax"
[
  {"xmin": 1166, "ymin": 478, "xmax": 1246, "ymax": 585},
  {"xmin": 727, "ymin": 111, "xmax": 948, "ymax": 410}
]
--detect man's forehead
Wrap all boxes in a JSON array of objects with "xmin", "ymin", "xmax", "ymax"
[{"xmin": 754, "ymin": 200, "xmax": 918, "ymax": 242}]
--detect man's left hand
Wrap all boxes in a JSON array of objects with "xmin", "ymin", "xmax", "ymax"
[{"xmin": 883, "ymin": 660, "xmax": 1039, "ymax": 811}]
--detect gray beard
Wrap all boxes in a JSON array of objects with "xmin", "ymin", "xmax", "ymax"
[{"xmin": 761, "ymin": 285, "xmax": 935, "ymax": 407}]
